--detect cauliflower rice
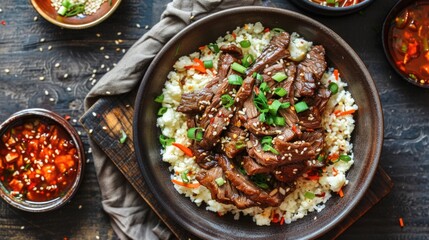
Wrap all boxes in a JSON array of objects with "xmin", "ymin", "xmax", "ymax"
[{"xmin": 156, "ymin": 22, "xmax": 358, "ymax": 226}]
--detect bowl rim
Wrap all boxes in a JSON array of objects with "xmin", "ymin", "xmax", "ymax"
[
  {"xmin": 290, "ymin": 0, "xmax": 375, "ymax": 16},
  {"xmin": 30, "ymin": 0, "xmax": 122, "ymax": 29},
  {"xmin": 134, "ymin": 6, "xmax": 383, "ymax": 239},
  {"xmin": 0, "ymin": 108, "xmax": 85, "ymax": 212},
  {"xmin": 381, "ymin": 0, "xmax": 429, "ymax": 88}
]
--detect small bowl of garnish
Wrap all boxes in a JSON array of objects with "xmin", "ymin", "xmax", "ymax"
[
  {"xmin": 382, "ymin": 0, "xmax": 429, "ymax": 88},
  {"xmin": 30, "ymin": 0, "xmax": 121, "ymax": 29},
  {"xmin": 290, "ymin": 0, "xmax": 374, "ymax": 16},
  {"xmin": 0, "ymin": 108, "xmax": 85, "ymax": 212}
]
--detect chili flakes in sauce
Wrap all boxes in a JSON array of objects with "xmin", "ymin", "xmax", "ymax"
[{"xmin": 0, "ymin": 119, "xmax": 79, "ymax": 202}]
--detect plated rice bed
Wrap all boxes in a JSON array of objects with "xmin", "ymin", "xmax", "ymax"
[{"xmin": 156, "ymin": 22, "xmax": 358, "ymax": 225}]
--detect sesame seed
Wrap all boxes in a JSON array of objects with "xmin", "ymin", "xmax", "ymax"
[
  {"xmin": 66, "ymin": 87, "xmax": 72, "ymax": 92},
  {"xmin": 100, "ymin": 46, "xmax": 105, "ymax": 51},
  {"xmin": 117, "ymin": 32, "xmax": 122, "ymax": 36},
  {"xmin": 49, "ymin": 98, "xmax": 55, "ymax": 102},
  {"xmin": 39, "ymin": 47, "xmax": 43, "ymax": 52},
  {"xmin": 136, "ymin": 23, "xmax": 141, "ymax": 28},
  {"xmin": 64, "ymin": 73, "xmax": 68, "ymax": 78},
  {"xmin": 144, "ymin": 25, "xmax": 149, "ymax": 29},
  {"xmin": 96, "ymin": 33, "xmax": 101, "ymax": 37},
  {"xmin": 55, "ymin": 63, "xmax": 60, "ymax": 68},
  {"xmin": 40, "ymin": 38, "xmax": 45, "ymax": 42},
  {"xmin": 48, "ymin": 45, "xmax": 52, "ymax": 50},
  {"xmin": 104, "ymin": 55, "xmax": 110, "ymax": 59},
  {"xmin": 89, "ymin": 129, "xmax": 93, "ymax": 134},
  {"xmin": 39, "ymin": 76, "xmax": 45, "ymax": 81},
  {"xmin": 44, "ymin": 90, "xmax": 49, "ymax": 95},
  {"xmin": 4, "ymin": 69, "xmax": 10, "ymax": 73}
]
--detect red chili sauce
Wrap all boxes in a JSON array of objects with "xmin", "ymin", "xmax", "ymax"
[
  {"xmin": 309, "ymin": 0, "xmax": 364, "ymax": 7},
  {"xmin": 389, "ymin": 2, "xmax": 429, "ymax": 85},
  {"xmin": 0, "ymin": 119, "xmax": 79, "ymax": 202}
]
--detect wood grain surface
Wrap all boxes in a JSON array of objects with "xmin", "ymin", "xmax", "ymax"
[{"xmin": 0, "ymin": 0, "xmax": 428, "ymax": 239}]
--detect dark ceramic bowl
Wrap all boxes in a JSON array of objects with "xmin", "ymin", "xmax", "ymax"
[
  {"xmin": 0, "ymin": 108, "xmax": 85, "ymax": 212},
  {"xmin": 134, "ymin": 6, "xmax": 383, "ymax": 240},
  {"xmin": 382, "ymin": 0, "xmax": 429, "ymax": 88},
  {"xmin": 290, "ymin": 0, "xmax": 374, "ymax": 16},
  {"xmin": 30, "ymin": 0, "xmax": 121, "ymax": 29}
]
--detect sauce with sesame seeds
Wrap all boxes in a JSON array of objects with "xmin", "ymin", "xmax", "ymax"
[{"xmin": 0, "ymin": 119, "xmax": 79, "ymax": 202}]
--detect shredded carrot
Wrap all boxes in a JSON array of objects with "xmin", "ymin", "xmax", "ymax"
[
  {"xmin": 171, "ymin": 179, "xmax": 200, "ymax": 188},
  {"xmin": 184, "ymin": 58, "xmax": 206, "ymax": 73},
  {"xmin": 231, "ymin": 32, "xmax": 237, "ymax": 39},
  {"xmin": 333, "ymin": 69, "xmax": 339, "ymax": 81},
  {"xmin": 338, "ymin": 188, "xmax": 344, "ymax": 198},
  {"xmin": 335, "ymin": 109, "xmax": 356, "ymax": 117},
  {"xmin": 280, "ymin": 217, "xmax": 285, "ymax": 225},
  {"xmin": 172, "ymin": 142, "xmax": 194, "ymax": 157},
  {"xmin": 399, "ymin": 217, "xmax": 404, "ymax": 228},
  {"xmin": 332, "ymin": 167, "xmax": 339, "ymax": 176},
  {"xmin": 328, "ymin": 153, "xmax": 339, "ymax": 162}
]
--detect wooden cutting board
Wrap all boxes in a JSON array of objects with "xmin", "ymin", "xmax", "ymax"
[{"xmin": 80, "ymin": 94, "xmax": 393, "ymax": 240}]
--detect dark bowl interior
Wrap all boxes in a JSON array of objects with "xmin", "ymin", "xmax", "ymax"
[
  {"xmin": 0, "ymin": 108, "xmax": 85, "ymax": 212},
  {"xmin": 290, "ymin": 0, "xmax": 374, "ymax": 16},
  {"xmin": 382, "ymin": 0, "xmax": 429, "ymax": 88},
  {"xmin": 30, "ymin": 0, "xmax": 121, "ymax": 29},
  {"xmin": 133, "ymin": 6, "xmax": 383, "ymax": 240}
]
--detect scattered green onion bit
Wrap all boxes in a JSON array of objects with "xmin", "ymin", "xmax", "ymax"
[
  {"xmin": 272, "ymin": 72, "xmax": 287, "ymax": 82},
  {"xmin": 280, "ymin": 102, "xmax": 291, "ymax": 109},
  {"xmin": 242, "ymin": 54, "xmax": 255, "ymax": 67},
  {"xmin": 181, "ymin": 170, "xmax": 190, "ymax": 183},
  {"xmin": 253, "ymin": 93, "xmax": 269, "ymax": 113},
  {"xmin": 157, "ymin": 107, "xmax": 167, "ymax": 116},
  {"xmin": 231, "ymin": 62, "xmax": 247, "ymax": 74},
  {"xmin": 339, "ymin": 155, "xmax": 352, "ymax": 162},
  {"xmin": 259, "ymin": 112, "xmax": 266, "ymax": 123},
  {"xmin": 215, "ymin": 177, "xmax": 225, "ymax": 186},
  {"xmin": 239, "ymin": 40, "xmax": 251, "ymax": 48},
  {"xmin": 228, "ymin": 74, "xmax": 243, "ymax": 85},
  {"xmin": 221, "ymin": 94, "xmax": 234, "ymax": 108},
  {"xmin": 274, "ymin": 87, "xmax": 287, "ymax": 97},
  {"xmin": 252, "ymin": 72, "xmax": 264, "ymax": 82},
  {"xmin": 294, "ymin": 101, "xmax": 309, "ymax": 113},
  {"xmin": 159, "ymin": 135, "xmax": 175, "ymax": 148},
  {"xmin": 326, "ymin": 0, "xmax": 336, "ymax": 4},
  {"xmin": 235, "ymin": 142, "xmax": 246, "ymax": 149},
  {"xmin": 269, "ymin": 100, "xmax": 282, "ymax": 116},
  {"xmin": 261, "ymin": 136, "xmax": 273, "ymax": 146},
  {"xmin": 119, "ymin": 129, "xmax": 127, "ymax": 144},
  {"xmin": 328, "ymin": 82, "xmax": 339, "ymax": 94},
  {"xmin": 271, "ymin": 27, "xmax": 285, "ymax": 34},
  {"xmin": 317, "ymin": 154, "xmax": 325, "ymax": 162},
  {"xmin": 304, "ymin": 191, "xmax": 316, "ymax": 200},
  {"xmin": 57, "ymin": 0, "xmax": 85, "ymax": 17},
  {"xmin": 251, "ymin": 174, "xmax": 270, "ymax": 189},
  {"xmin": 154, "ymin": 94, "xmax": 164, "ymax": 103},
  {"xmin": 259, "ymin": 82, "xmax": 269, "ymax": 93},
  {"xmin": 274, "ymin": 116, "xmax": 286, "ymax": 126},
  {"xmin": 262, "ymin": 144, "xmax": 279, "ymax": 155},
  {"xmin": 208, "ymin": 43, "xmax": 220, "ymax": 53},
  {"xmin": 187, "ymin": 127, "xmax": 203, "ymax": 141},
  {"xmin": 203, "ymin": 60, "xmax": 213, "ymax": 69}
]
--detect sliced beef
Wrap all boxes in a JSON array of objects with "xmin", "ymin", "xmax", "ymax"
[
  {"xmin": 220, "ymin": 44, "xmax": 243, "ymax": 60},
  {"xmin": 206, "ymin": 53, "xmax": 236, "ymax": 89},
  {"xmin": 242, "ymin": 156, "xmax": 274, "ymax": 175},
  {"xmin": 217, "ymin": 154, "xmax": 285, "ymax": 207},
  {"xmin": 294, "ymin": 45, "xmax": 327, "ymax": 97},
  {"xmin": 191, "ymin": 145, "xmax": 217, "ymax": 169},
  {"xmin": 244, "ymin": 118, "xmax": 284, "ymax": 136},
  {"xmin": 273, "ymin": 163, "xmax": 308, "ymax": 183},
  {"xmin": 299, "ymin": 88, "xmax": 331, "ymax": 130},
  {"xmin": 196, "ymin": 166, "xmax": 256, "ymax": 209},
  {"xmin": 199, "ymin": 107, "xmax": 233, "ymax": 149},
  {"xmin": 279, "ymin": 108, "xmax": 300, "ymax": 129},
  {"xmin": 222, "ymin": 126, "xmax": 248, "ymax": 158},
  {"xmin": 177, "ymin": 89, "xmax": 213, "ymax": 114},
  {"xmin": 247, "ymin": 134, "xmax": 281, "ymax": 166},
  {"xmin": 235, "ymin": 75, "xmax": 256, "ymax": 105},
  {"xmin": 247, "ymin": 32, "xmax": 291, "ymax": 75}
]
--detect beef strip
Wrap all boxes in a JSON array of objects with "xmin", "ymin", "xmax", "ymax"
[
  {"xmin": 177, "ymin": 89, "xmax": 214, "ymax": 114},
  {"xmin": 199, "ymin": 106, "xmax": 233, "ymax": 149},
  {"xmin": 222, "ymin": 126, "xmax": 248, "ymax": 158},
  {"xmin": 191, "ymin": 145, "xmax": 217, "ymax": 169},
  {"xmin": 294, "ymin": 45, "xmax": 327, "ymax": 97},
  {"xmin": 299, "ymin": 88, "xmax": 332, "ymax": 129},
  {"xmin": 217, "ymin": 154, "xmax": 285, "ymax": 207},
  {"xmin": 220, "ymin": 44, "xmax": 243, "ymax": 60},
  {"xmin": 242, "ymin": 156, "xmax": 274, "ymax": 175},
  {"xmin": 273, "ymin": 163, "xmax": 308, "ymax": 183}
]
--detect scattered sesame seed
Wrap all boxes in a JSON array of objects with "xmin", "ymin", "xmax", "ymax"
[
  {"xmin": 48, "ymin": 45, "xmax": 52, "ymax": 50},
  {"xmin": 0, "ymin": 8, "xmax": 2, "ymax": 13},
  {"xmin": 44, "ymin": 90, "xmax": 49, "ymax": 95},
  {"xmin": 20, "ymin": 226, "xmax": 25, "ymax": 230},
  {"xmin": 100, "ymin": 64, "xmax": 105, "ymax": 69},
  {"xmin": 88, "ymin": 147, "xmax": 92, "ymax": 153},
  {"xmin": 66, "ymin": 87, "xmax": 72, "ymax": 92},
  {"xmin": 72, "ymin": 119, "xmax": 77, "ymax": 123},
  {"xmin": 86, "ymin": 159, "xmax": 90, "ymax": 163},
  {"xmin": 122, "ymin": 49, "xmax": 126, "ymax": 53},
  {"xmin": 39, "ymin": 76, "xmax": 45, "ymax": 81},
  {"xmin": 64, "ymin": 73, "xmax": 68, "ymax": 78},
  {"xmin": 106, "ymin": 91, "xmax": 111, "ymax": 95},
  {"xmin": 49, "ymin": 98, "xmax": 55, "ymax": 102},
  {"xmin": 144, "ymin": 25, "xmax": 149, "ymax": 29},
  {"xmin": 54, "ymin": 63, "xmax": 60, "ymax": 68},
  {"xmin": 100, "ymin": 46, "xmax": 105, "ymax": 51},
  {"xmin": 92, "ymin": 112, "xmax": 97, "ymax": 117},
  {"xmin": 136, "ymin": 23, "xmax": 141, "ymax": 28},
  {"xmin": 4, "ymin": 69, "xmax": 9, "ymax": 73},
  {"xmin": 104, "ymin": 55, "xmax": 110, "ymax": 59},
  {"xmin": 96, "ymin": 236, "xmax": 100, "ymax": 240},
  {"xmin": 77, "ymin": 131, "xmax": 82, "ymax": 135},
  {"xmin": 96, "ymin": 33, "xmax": 101, "ymax": 37},
  {"xmin": 39, "ymin": 47, "xmax": 43, "ymax": 52},
  {"xmin": 89, "ymin": 129, "xmax": 93, "ymax": 134},
  {"xmin": 78, "ymin": 205, "xmax": 82, "ymax": 209},
  {"xmin": 40, "ymin": 38, "xmax": 45, "ymax": 42},
  {"xmin": 33, "ymin": 16, "xmax": 38, "ymax": 21}
]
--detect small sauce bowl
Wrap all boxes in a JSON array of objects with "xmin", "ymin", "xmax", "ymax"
[
  {"xmin": 382, "ymin": 0, "xmax": 429, "ymax": 88},
  {"xmin": 290, "ymin": 0, "xmax": 375, "ymax": 16},
  {"xmin": 30, "ymin": 0, "xmax": 121, "ymax": 29},
  {"xmin": 0, "ymin": 108, "xmax": 85, "ymax": 212}
]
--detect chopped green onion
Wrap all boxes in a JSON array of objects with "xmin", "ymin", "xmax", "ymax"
[
  {"xmin": 251, "ymin": 174, "xmax": 270, "ymax": 189},
  {"xmin": 280, "ymin": 102, "xmax": 291, "ymax": 109},
  {"xmin": 215, "ymin": 177, "xmax": 225, "ymax": 186},
  {"xmin": 259, "ymin": 82, "xmax": 269, "ymax": 93},
  {"xmin": 181, "ymin": 170, "xmax": 190, "ymax": 183},
  {"xmin": 265, "ymin": 114, "xmax": 274, "ymax": 125},
  {"xmin": 154, "ymin": 94, "xmax": 164, "ymax": 103},
  {"xmin": 274, "ymin": 116, "xmax": 286, "ymax": 126},
  {"xmin": 187, "ymin": 127, "xmax": 203, "ymax": 141},
  {"xmin": 203, "ymin": 60, "xmax": 213, "ymax": 69},
  {"xmin": 238, "ymin": 166, "xmax": 247, "ymax": 175},
  {"xmin": 262, "ymin": 144, "xmax": 279, "ymax": 155},
  {"xmin": 274, "ymin": 87, "xmax": 287, "ymax": 97},
  {"xmin": 328, "ymin": 82, "xmax": 339, "ymax": 94},
  {"xmin": 271, "ymin": 28, "xmax": 285, "ymax": 34},
  {"xmin": 235, "ymin": 142, "xmax": 246, "ymax": 149},
  {"xmin": 253, "ymin": 93, "xmax": 269, "ymax": 113},
  {"xmin": 259, "ymin": 112, "xmax": 266, "ymax": 123},
  {"xmin": 401, "ymin": 43, "xmax": 408, "ymax": 53},
  {"xmin": 261, "ymin": 136, "xmax": 273, "ymax": 146},
  {"xmin": 255, "ymin": 182, "xmax": 269, "ymax": 189},
  {"xmin": 317, "ymin": 154, "xmax": 325, "ymax": 162},
  {"xmin": 239, "ymin": 40, "xmax": 251, "ymax": 48},
  {"xmin": 159, "ymin": 135, "xmax": 175, "ymax": 148},
  {"xmin": 221, "ymin": 94, "xmax": 234, "ymax": 108},
  {"xmin": 57, "ymin": 6, "xmax": 68, "ymax": 15},
  {"xmin": 326, "ymin": 0, "xmax": 336, "ymax": 4},
  {"xmin": 272, "ymin": 72, "xmax": 287, "ymax": 82},
  {"xmin": 269, "ymin": 100, "xmax": 282, "ymax": 116},
  {"xmin": 157, "ymin": 107, "xmax": 167, "ymax": 116},
  {"xmin": 24, "ymin": 163, "xmax": 31, "ymax": 171},
  {"xmin": 231, "ymin": 62, "xmax": 247, "ymax": 74},
  {"xmin": 242, "ymin": 54, "xmax": 255, "ymax": 67},
  {"xmin": 119, "ymin": 129, "xmax": 127, "ymax": 144},
  {"xmin": 228, "ymin": 74, "xmax": 243, "ymax": 85},
  {"xmin": 304, "ymin": 191, "xmax": 315, "ymax": 200},
  {"xmin": 339, "ymin": 155, "xmax": 352, "ymax": 162},
  {"xmin": 294, "ymin": 101, "xmax": 309, "ymax": 113},
  {"xmin": 208, "ymin": 43, "xmax": 220, "ymax": 53}
]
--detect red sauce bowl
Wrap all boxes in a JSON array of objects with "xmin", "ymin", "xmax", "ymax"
[
  {"xmin": 382, "ymin": 0, "xmax": 429, "ymax": 88},
  {"xmin": 0, "ymin": 109, "xmax": 85, "ymax": 212},
  {"xmin": 290, "ymin": 0, "xmax": 374, "ymax": 16}
]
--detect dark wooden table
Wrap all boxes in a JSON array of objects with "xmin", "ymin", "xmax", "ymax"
[{"xmin": 0, "ymin": 0, "xmax": 428, "ymax": 239}]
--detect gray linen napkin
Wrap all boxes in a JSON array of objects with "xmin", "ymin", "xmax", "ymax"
[{"xmin": 83, "ymin": 0, "xmax": 262, "ymax": 239}]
